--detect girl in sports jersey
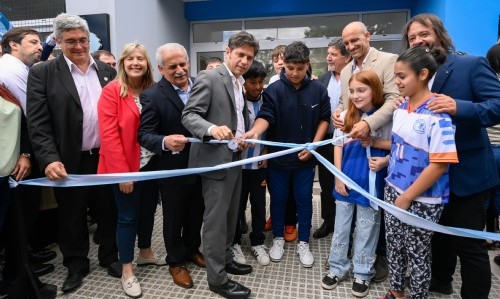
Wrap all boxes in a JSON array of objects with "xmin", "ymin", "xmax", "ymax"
[
  {"xmin": 321, "ymin": 70, "xmax": 391, "ymax": 298},
  {"xmin": 382, "ymin": 46, "xmax": 458, "ymax": 299}
]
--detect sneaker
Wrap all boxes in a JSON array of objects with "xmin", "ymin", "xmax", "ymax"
[
  {"xmin": 296, "ymin": 241, "xmax": 314, "ymax": 267},
  {"xmin": 284, "ymin": 225, "xmax": 298, "ymax": 242},
  {"xmin": 321, "ymin": 273, "xmax": 342, "ymax": 290},
  {"xmin": 251, "ymin": 245, "xmax": 270, "ymax": 266},
  {"xmin": 352, "ymin": 278, "xmax": 370, "ymax": 297},
  {"xmin": 264, "ymin": 217, "xmax": 272, "ymax": 231},
  {"xmin": 229, "ymin": 244, "xmax": 247, "ymax": 264},
  {"xmin": 372, "ymin": 255, "xmax": 389, "ymax": 283},
  {"xmin": 121, "ymin": 276, "xmax": 142, "ymax": 298},
  {"xmin": 269, "ymin": 237, "xmax": 285, "ymax": 262}
]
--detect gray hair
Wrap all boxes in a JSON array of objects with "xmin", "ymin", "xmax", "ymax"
[
  {"xmin": 155, "ymin": 43, "xmax": 189, "ymax": 66},
  {"xmin": 327, "ymin": 38, "xmax": 349, "ymax": 57},
  {"xmin": 53, "ymin": 13, "xmax": 90, "ymax": 40}
]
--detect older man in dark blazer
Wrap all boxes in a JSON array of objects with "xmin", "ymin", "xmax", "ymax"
[
  {"xmin": 181, "ymin": 31, "xmax": 258, "ymax": 299},
  {"xmin": 138, "ymin": 43, "xmax": 205, "ymax": 290},
  {"xmin": 26, "ymin": 13, "xmax": 119, "ymax": 293}
]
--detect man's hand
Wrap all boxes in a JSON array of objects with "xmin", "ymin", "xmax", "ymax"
[
  {"xmin": 119, "ymin": 182, "xmax": 134, "ymax": 194},
  {"xmin": 241, "ymin": 130, "xmax": 259, "ymax": 149},
  {"xmin": 393, "ymin": 96, "xmax": 406, "ymax": 109},
  {"xmin": 163, "ymin": 134, "xmax": 188, "ymax": 152},
  {"xmin": 426, "ymin": 94, "xmax": 457, "ymax": 115},
  {"xmin": 210, "ymin": 125, "xmax": 234, "ymax": 141},
  {"xmin": 12, "ymin": 156, "xmax": 31, "ymax": 181},
  {"xmin": 45, "ymin": 161, "xmax": 67, "ymax": 180},
  {"xmin": 298, "ymin": 149, "xmax": 312, "ymax": 161},
  {"xmin": 332, "ymin": 110, "xmax": 344, "ymax": 129},
  {"xmin": 348, "ymin": 120, "xmax": 370, "ymax": 139}
]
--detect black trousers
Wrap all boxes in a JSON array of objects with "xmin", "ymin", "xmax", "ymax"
[
  {"xmin": 317, "ymin": 142, "xmax": 336, "ymax": 223},
  {"xmin": 53, "ymin": 152, "xmax": 117, "ymax": 274},
  {"xmin": 431, "ymin": 190, "xmax": 491, "ymax": 299},
  {"xmin": 234, "ymin": 169, "xmax": 267, "ymax": 246},
  {"xmin": 159, "ymin": 177, "xmax": 204, "ymax": 266}
]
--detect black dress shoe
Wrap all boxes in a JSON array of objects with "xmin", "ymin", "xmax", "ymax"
[
  {"xmin": 38, "ymin": 283, "xmax": 57, "ymax": 299},
  {"xmin": 29, "ymin": 248, "xmax": 57, "ymax": 264},
  {"xmin": 225, "ymin": 261, "xmax": 252, "ymax": 275},
  {"xmin": 209, "ymin": 279, "xmax": 251, "ymax": 299},
  {"xmin": 107, "ymin": 261, "xmax": 122, "ymax": 278},
  {"xmin": 61, "ymin": 270, "xmax": 88, "ymax": 293},
  {"xmin": 30, "ymin": 263, "xmax": 55, "ymax": 277},
  {"xmin": 429, "ymin": 278, "xmax": 453, "ymax": 295},
  {"xmin": 313, "ymin": 221, "xmax": 334, "ymax": 239}
]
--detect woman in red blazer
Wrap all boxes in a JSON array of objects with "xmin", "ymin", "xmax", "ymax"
[{"xmin": 97, "ymin": 42, "xmax": 156, "ymax": 298}]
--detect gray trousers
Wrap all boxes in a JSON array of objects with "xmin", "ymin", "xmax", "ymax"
[{"xmin": 202, "ymin": 166, "xmax": 242, "ymax": 286}]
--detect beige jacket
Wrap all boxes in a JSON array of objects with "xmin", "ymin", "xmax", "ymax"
[{"xmin": 338, "ymin": 47, "xmax": 399, "ymax": 133}]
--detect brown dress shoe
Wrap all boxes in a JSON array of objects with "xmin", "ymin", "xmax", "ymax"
[
  {"xmin": 190, "ymin": 252, "xmax": 206, "ymax": 268},
  {"xmin": 169, "ymin": 265, "xmax": 193, "ymax": 289}
]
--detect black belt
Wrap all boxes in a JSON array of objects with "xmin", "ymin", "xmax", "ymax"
[{"xmin": 81, "ymin": 148, "xmax": 99, "ymax": 155}]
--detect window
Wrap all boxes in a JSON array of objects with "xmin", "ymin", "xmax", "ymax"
[{"xmin": 190, "ymin": 10, "xmax": 408, "ymax": 77}]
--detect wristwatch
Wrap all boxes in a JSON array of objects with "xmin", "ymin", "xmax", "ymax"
[{"xmin": 20, "ymin": 153, "xmax": 31, "ymax": 159}]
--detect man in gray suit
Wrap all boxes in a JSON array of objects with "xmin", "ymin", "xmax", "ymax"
[{"xmin": 181, "ymin": 31, "xmax": 258, "ymax": 299}]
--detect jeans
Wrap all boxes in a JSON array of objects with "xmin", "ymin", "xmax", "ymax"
[
  {"xmin": 112, "ymin": 184, "xmax": 141, "ymax": 264},
  {"xmin": 268, "ymin": 167, "xmax": 314, "ymax": 242},
  {"xmin": 328, "ymin": 200, "xmax": 380, "ymax": 280}
]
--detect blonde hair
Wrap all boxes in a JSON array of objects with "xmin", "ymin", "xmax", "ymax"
[{"xmin": 117, "ymin": 42, "xmax": 154, "ymax": 97}]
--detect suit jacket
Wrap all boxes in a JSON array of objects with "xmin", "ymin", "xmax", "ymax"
[
  {"xmin": 432, "ymin": 53, "xmax": 500, "ymax": 196},
  {"xmin": 138, "ymin": 77, "xmax": 196, "ymax": 185},
  {"xmin": 181, "ymin": 65, "xmax": 248, "ymax": 179},
  {"xmin": 27, "ymin": 54, "xmax": 116, "ymax": 172},
  {"xmin": 339, "ymin": 47, "xmax": 399, "ymax": 132},
  {"xmin": 318, "ymin": 71, "xmax": 333, "ymax": 88},
  {"xmin": 97, "ymin": 80, "xmax": 140, "ymax": 174}
]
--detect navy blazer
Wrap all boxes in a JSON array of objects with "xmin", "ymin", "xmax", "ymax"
[
  {"xmin": 432, "ymin": 53, "xmax": 500, "ymax": 196},
  {"xmin": 138, "ymin": 77, "xmax": 196, "ymax": 185}
]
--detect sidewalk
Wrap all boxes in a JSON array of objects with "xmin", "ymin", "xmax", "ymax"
[{"xmin": 43, "ymin": 183, "xmax": 500, "ymax": 298}]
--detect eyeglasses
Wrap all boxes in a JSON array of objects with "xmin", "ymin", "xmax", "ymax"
[
  {"xmin": 61, "ymin": 38, "xmax": 90, "ymax": 47},
  {"xmin": 164, "ymin": 61, "xmax": 188, "ymax": 71}
]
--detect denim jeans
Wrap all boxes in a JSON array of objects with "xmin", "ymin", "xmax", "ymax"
[
  {"xmin": 268, "ymin": 167, "xmax": 314, "ymax": 242},
  {"xmin": 112, "ymin": 183, "xmax": 142, "ymax": 264},
  {"xmin": 328, "ymin": 200, "xmax": 381, "ymax": 280}
]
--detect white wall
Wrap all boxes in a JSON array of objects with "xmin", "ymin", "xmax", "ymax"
[
  {"xmin": 66, "ymin": 0, "xmax": 190, "ymax": 80},
  {"xmin": 65, "ymin": 0, "xmax": 117, "ymax": 54}
]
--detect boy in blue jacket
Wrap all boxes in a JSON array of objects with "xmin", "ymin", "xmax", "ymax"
[{"xmin": 244, "ymin": 41, "xmax": 330, "ymax": 267}]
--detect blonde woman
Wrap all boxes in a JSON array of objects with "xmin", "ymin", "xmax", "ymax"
[{"xmin": 97, "ymin": 43, "xmax": 158, "ymax": 298}]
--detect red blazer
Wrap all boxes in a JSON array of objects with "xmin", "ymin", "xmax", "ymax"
[{"xmin": 97, "ymin": 80, "xmax": 140, "ymax": 174}]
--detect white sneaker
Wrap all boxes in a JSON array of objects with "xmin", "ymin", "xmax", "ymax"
[
  {"xmin": 269, "ymin": 237, "xmax": 285, "ymax": 262},
  {"xmin": 229, "ymin": 244, "xmax": 247, "ymax": 264},
  {"xmin": 121, "ymin": 275, "xmax": 142, "ymax": 298},
  {"xmin": 297, "ymin": 241, "xmax": 314, "ymax": 268},
  {"xmin": 251, "ymin": 245, "xmax": 270, "ymax": 266}
]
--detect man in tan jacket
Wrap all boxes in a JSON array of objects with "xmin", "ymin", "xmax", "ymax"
[{"xmin": 334, "ymin": 21, "xmax": 399, "ymax": 139}]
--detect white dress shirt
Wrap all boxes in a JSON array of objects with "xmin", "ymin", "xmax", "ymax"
[
  {"xmin": 63, "ymin": 55, "xmax": 102, "ymax": 151},
  {"xmin": 0, "ymin": 54, "xmax": 29, "ymax": 113}
]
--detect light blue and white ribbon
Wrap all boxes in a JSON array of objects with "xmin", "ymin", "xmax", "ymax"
[{"xmin": 11, "ymin": 137, "xmax": 500, "ymax": 241}]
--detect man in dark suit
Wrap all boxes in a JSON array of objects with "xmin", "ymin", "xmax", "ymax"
[
  {"xmin": 314, "ymin": 38, "xmax": 351, "ymax": 239},
  {"xmin": 181, "ymin": 31, "xmax": 258, "ymax": 299},
  {"xmin": 26, "ymin": 13, "xmax": 120, "ymax": 293},
  {"xmin": 402, "ymin": 14, "xmax": 500, "ymax": 299},
  {"xmin": 138, "ymin": 43, "xmax": 205, "ymax": 289}
]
